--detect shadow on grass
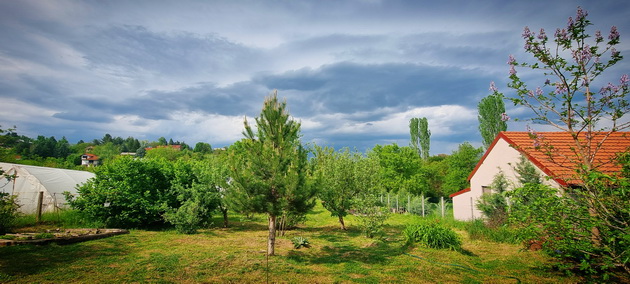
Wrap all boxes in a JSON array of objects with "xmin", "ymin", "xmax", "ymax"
[
  {"xmin": 287, "ymin": 239, "xmax": 403, "ymax": 266},
  {"xmin": 0, "ymin": 234, "xmax": 133, "ymax": 280}
]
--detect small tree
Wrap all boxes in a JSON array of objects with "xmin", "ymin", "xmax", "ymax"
[
  {"xmin": 228, "ymin": 91, "xmax": 316, "ymax": 256},
  {"xmin": 478, "ymin": 84, "xmax": 508, "ymax": 149},
  {"xmin": 476, "ymin": 172, "xmax": 510, "ymax": 227},
  {"xmin": 312, "ymin": 147, "xmax": 363, "ymax": 230}
]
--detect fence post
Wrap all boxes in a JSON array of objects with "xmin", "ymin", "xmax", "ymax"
[
  {"xmin": 421, "ymin": 194, "xmax": 425, "ymax": 217},
  {"xmin": 387, "ymin": 193, "xmax": 390, "ymax": 210},
  {"xmin": 407, "ymin": 195, "xmax": 411, "ymax": 214},
  {"xmin": 440, "ymin": 196, "xmax": 445, "ymax": 218},
  {"xmin": 396, "ymin": 194, "xmax": 399, "ymax": 212},
  {"xmin": 36, "ymin": 191, "xmax": 44, "ymax": 223}
]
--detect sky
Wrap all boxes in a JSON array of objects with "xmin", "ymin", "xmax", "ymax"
[{"xmin": 1, "ymin": 0, "xmax": 629, "ymax": 155}]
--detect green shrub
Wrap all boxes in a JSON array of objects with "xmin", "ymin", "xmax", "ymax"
[
  {"xmin": 403, "ymin": 220, "xmax": 462, "ymax": 251},
  {"xmin": 354, "ymin": 195, "xmax": 389, "ymax": 239},
  {"xmin": 0, "ymin": 193, "xmax": 20, "ymax": 234},
  {"xmin": 69, "ymin": 156, "xmax": 179, "ymax": 228}
]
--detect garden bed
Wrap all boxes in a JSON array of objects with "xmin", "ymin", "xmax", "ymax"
[{"xmin": 0, "ymin": 229, "xmax": 129, "ymax": 247}]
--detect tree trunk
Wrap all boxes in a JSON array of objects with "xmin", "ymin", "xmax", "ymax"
[
  {"xmin": 268, "ymin": 214, "xmax": 277, "ymax": 256},
  {"xmin": 338, "ymin": 215, "xmax": 346, "ymax": 230},
  {"xmin": 221, "ymin": 208, "xmax": 229, "ymax": 228}
]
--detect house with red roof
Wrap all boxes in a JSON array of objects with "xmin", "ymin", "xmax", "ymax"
[
  {"xmin": 450, "ymin": 131, "xmax": 630, "ymax": 221},
  {"xmin": 81, "ymin": 153, "xmax": 100, "ymax": 167}
]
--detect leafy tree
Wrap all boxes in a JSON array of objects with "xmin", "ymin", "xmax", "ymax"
[
  {"xmin": 193, "ymin": 142, "xmax": 213, "ymax": 154},
  {"xmin": 372, "ymin": 144, "xmax": 427, "ymax": 195},
  {"xmin": 157, "ymin": 137, "xmax": 168, "ymax": 146},
  {"xmin": 478, "ymin": 85, "xmax": 507, "ymax": 148},
  {"xmin": 70, "ymin": 156, "xmax": 177, "ymax": 228},
  {"xmin": 227, "ymin": 91, "xmax": 316, "ymax": 256},
  {"xmin": 504, "ymin": 7, "xmax": 629, "ymax": 276},
  {"xmin": 442, "ymin": 142, "xmax": 483, "ymax": 196},
  {"xmin": 409, "ymin": 117, "xmax": 431, "ymax": 160},
  {"xmin": 312, "ymin": 147, "xmax": 367, "ymax": 230}
]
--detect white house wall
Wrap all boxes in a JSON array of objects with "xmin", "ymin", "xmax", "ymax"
[{"xmin": 453, "ymin": 138, "xmax": 559, "ymax": 221}]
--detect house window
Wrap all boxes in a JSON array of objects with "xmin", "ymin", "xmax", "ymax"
[{"xmin": 482, "ymin": 186, "xmax": 493, "ymax": 195}]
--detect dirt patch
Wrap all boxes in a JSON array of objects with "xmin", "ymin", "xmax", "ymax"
[{"xmin": 0, "ymin": 228, "xmax": 129, "ymax": 247}]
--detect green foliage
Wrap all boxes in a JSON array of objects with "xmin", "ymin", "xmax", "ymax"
[
  {"xmin": 443, "ymin": 142, "xmax": 483, "ymax": 196},
  {"xmin": 312, "ymin": 147, "xmax": 379, "ymax": 230},
  {"xmin": 476, "ymin": 172, "xmax": 510, "ymax": 226},
  {"xmin": 514, "ymin": 155, "xmax": 541, "ymax": 185},
  {"xmin": 354, "ymin": 195, "xmax": 389, "ymax": 239},
  {"xmin": 0, "ymin": 193, "xmax": 20, "ymax": 234},
  {"xmin": 409, "ymin": 117, "xmax": 431, "ymax": 160},
  {"xmin": 291, "ymin": 236, "xmax": 310, "ymax": 249},
  {"xmin": 508, "ymin": 176, "xmax": 629, "ymax": 276},
  {"xmin": 372, "ymin": 144, "xmax": 427, "ymax": 195},
  {"xmin": 69, "ymin": 156, "xmax": 178, "ymax": 228},
  {"xmin": 403, "ymin": 220, "xmax": 462, "ymax": 250},
  {"xmin": 478, "ymin": 90, "xmax": 507, "ymax": 149},
  {"xmin": 193, "ymin": 142, "xmax": 212, "ymax": 154}
]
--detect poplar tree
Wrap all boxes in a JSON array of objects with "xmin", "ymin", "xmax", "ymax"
[
  {"xmin": 228, "ymin": 90, "xmax": 316, "ymax": 256},
  {"xmin": 477, "ymin": 85, "xmax": 507, "ymax": 149},
  {"xmin": 409, "ymin": 117, "xmax": 431, "ymax": 160}
]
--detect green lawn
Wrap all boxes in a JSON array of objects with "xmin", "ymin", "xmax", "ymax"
[{"xmin": 0, "ymin": 203, "xmax": 580, "ymax": 283}]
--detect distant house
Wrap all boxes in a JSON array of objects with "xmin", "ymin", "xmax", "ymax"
[
  {"xmin": 81, "ymin": 153, "xmax": 100, "ymax": 167},
  {"xmin": 450, "ymin": 131, "xmax": 630, "ymax": 221}
]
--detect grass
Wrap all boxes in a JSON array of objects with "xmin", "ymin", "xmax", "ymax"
[{"xmin": 0, "ymin": 202, "xmax": 583, "ymax": 283}]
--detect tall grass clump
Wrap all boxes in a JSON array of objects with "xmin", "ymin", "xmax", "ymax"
[
  {"xmin": 464, "ymin": 219, "xmax": 520, "ymax": 244},
  {"xmin": 403, "ymin": 220, "xmax": 461, "ymax": 251}
]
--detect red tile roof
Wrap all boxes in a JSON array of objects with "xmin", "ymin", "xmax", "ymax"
[
  {"xmin": 82, "ymin": 153, "xmax": 99, "ymax": 161},
  {"xmin": 449, "ymin": 188, "xmax": 470, "ymax": 198},
  {"xmin": 469, "ymin": 131, "xmax": 630, "ymax": 186}
]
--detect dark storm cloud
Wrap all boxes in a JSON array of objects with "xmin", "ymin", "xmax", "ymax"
[
  {"xmin": 74, "ymin": 25, "xmax": 263, "ymax": 78},
  {"xmin": 255, "ymin": 62, "xmax": 493, "ymax": 116}
]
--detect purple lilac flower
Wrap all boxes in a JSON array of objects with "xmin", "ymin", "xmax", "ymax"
[
  {"xmin": 538, "ymin": 28, "xmax": 547, "ymax": 40},
  {"xmin": 489, "ymin": 81, "xmax": 498, "ymax": 92},
  {"xmin": 611, "ymin": 47, "xmax": 620, "ymax": 57},
  {"xmin": 508, "ymin": 55, "xmax": 516, "ymax": 65},
  {"xmin": 576, "ymin": 6, "xmax": 587, "ymax": 21},
  {"xmin": 509, "ymin": 65, "xmax": 517, "ymax": 75},
  {"xmin": 501, "ymin": 113, "xmax": 510, "ymax": 122},
  {"xmin": 555, "ymin": 28, "xmax": 568, "ymax": 41},
  {"xmin": 554, "ymin": 83, "xmax": 567, "ymax": 94},
  {"xmin": 567, "ymin": 17, "xmax": 574, "ymax": 29},
  {"xmin": 535, "ymin": 87, "xmax": 543, "ymax": 96},
  {"xmin": 620, "ymin": 74, "xmax": 629, "ymax": 85},
  {"xmin": 609, "ymin": 26, "xmax": 620, "ymax": 41},
  {"xmin": 522, "ymin": 26, "xmax": 532, "ymax": 38},
  {"xmin": 595, "ymin": 30, "xmax": 603, "ymax": 42},
  {"xmin": 580, "ymin": 45, "xmax": 592, "ymax": 61}
]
